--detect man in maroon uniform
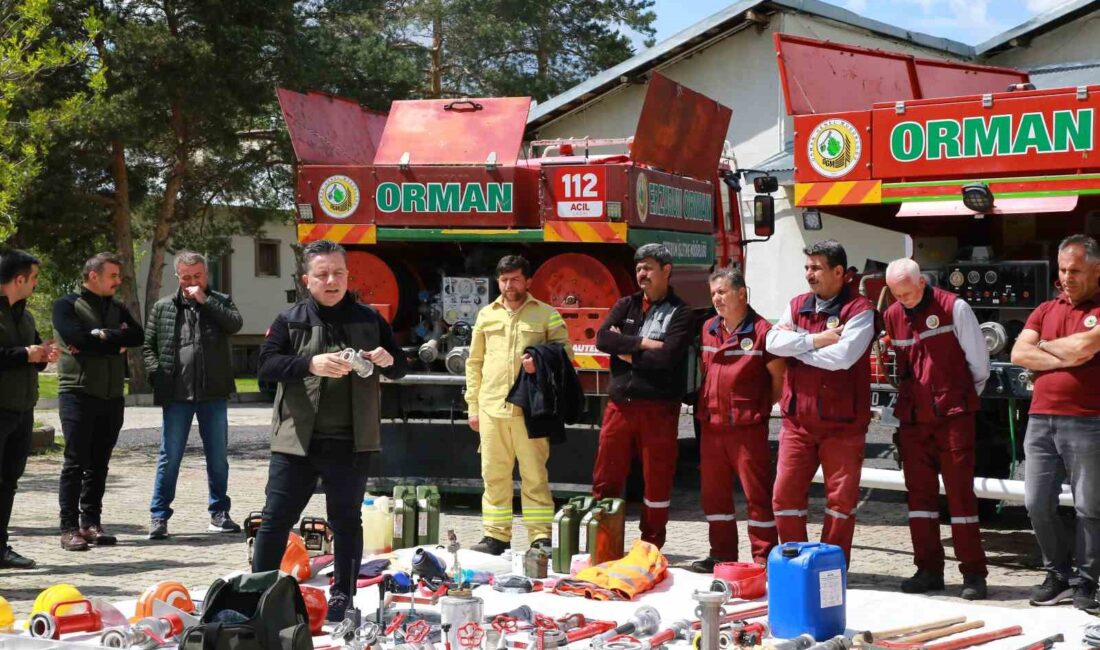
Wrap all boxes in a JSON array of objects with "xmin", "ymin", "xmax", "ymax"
[
  {"xmin": 766, "ymin": 240, "xmax": 874, "ymax": 563},
  {"xmin": 690, "ymin": 268, "xmax": 784, "ymax": 573},
  {"xmin": 883, "ymin": 258, "xmax": 989, "ymax": 600},
  {"xmin": 1012, "ymin": 234, "xmax": 1100, "ymax": 614}
]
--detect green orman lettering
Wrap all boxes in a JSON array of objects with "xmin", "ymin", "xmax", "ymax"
[
  {"xmin": 402, "ymin": 183, "xmax": 426, "ymax": 211},
  {"xmin": 1011, "ymin": 113, "xmax": 1053, "ymax": 154},
  {"xmin": 926, "ymin": 119, "xmax": 961, "ymax": 160},
  {"xmin": 1053, "ymin": 109, "xmax": 1094, "ymax": 152},
  {"xmin": 427, "ymin": 183, "xmax": 461, "ymax": 212},
  {"xmin": 487, "ymin": 183, "xmax": 512, "ymax": 212},
  {"xmin": 461, "ymin": 184, "xmax": 488, "ymax": 212},
  {"xmin": 891, "ymin": 122, "xmax": 924, "ymax": 162},
  {"xmin": 376, "ymin": 182, "xmax": 400, "ymax": 212},
  {"xmin": 962, "ymin": 115, "xmax": 1012, "ymax": 157}
]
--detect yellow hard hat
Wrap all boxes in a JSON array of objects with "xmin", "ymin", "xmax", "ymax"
[
  {"xmin": 30, "ymin": 584, "xmax": 84, "ymax": 620},
  {"xmin": 0, "ymin": 595, "xmax": 14, "ymax": 631}
]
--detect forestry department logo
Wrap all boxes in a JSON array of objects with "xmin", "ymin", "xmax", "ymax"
[
  {"xmin": 318, "ymin": 176, "xmax": 360, "ymax": 219},
  {"xmin": 635, "ymin": 173, "xmax": 649, "ymax": 222},
  {"xmin": 808, "ymin": 119, "xmax": 861, "ymax": 178}
]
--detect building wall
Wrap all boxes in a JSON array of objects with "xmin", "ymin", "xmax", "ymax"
[{"xmin": 135, "ymin": 223, "xmax": 298, "ymax": 338}]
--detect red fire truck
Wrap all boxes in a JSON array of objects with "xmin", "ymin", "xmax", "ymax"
[
  {"xmin": 778, "ymin": 34, "xmax": 1100, "ymax": 480},
  {"xmin": 276, "ymin": 74, "xmax": 773, "ymax": 490}
]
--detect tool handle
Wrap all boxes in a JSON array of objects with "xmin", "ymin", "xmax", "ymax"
[
  {"xmin": 925, "ymin": 626, "xmax": 1024, "ymax": 650},
  {"xmin": 856, "ymin": 617, "xmax": 968, "ymax": 644},
  {"xmin": 1010, "ymin": 634, "xmax": 1064, "ymax": 650},
  {"xmin": 900, "ymin": 621, "xmax": 985, "ymax": 644}
]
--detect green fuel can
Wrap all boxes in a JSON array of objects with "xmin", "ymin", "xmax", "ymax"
[
  {"xmin": 416, "ymin": 485, "xmax": 441, "ymax": 546},
  {"xmin": 392, "ymin": 485, "xmax": 418, "ymax": 550}
]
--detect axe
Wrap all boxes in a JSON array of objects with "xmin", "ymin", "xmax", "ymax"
[
  {"xmin": 861, "ymin": 626, "xmax": 1022, "ymax": 650},
  {"xmin": 854, "ymin": 617, "xmax": 966, "ymax": 645},
  {"xmin": 878, "ymin": 621, "xmax": 987, "ymax": 647}
]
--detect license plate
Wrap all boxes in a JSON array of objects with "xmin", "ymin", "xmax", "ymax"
[{"xmin": 871, "ymin": 389, "xmax": 897, "ymax": 409}]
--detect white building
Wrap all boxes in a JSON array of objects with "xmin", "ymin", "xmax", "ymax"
[
  {"xmin": 135, "ymin": 220, "xmax": 299, "ymax": 374},
  {"xmin": 525, "ymin": 0, "xmax": 1100, "ymax": 319}
]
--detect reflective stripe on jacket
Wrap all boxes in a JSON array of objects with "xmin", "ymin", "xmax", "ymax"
[
  {"xmin": 553, "ymin": 540, "xmax": 668, "ymax": 600},
  {"xmin": 698, "ymin": 309, "xmax": 773, "ymax": 426}
]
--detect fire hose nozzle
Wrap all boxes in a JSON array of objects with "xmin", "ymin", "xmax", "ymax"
[{"xmin": 600, "ymin": 606, "xmax": 661, "ymax": 642}]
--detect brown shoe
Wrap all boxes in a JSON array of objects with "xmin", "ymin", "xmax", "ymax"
[
  {"xmin": 80, "ymin": 525, "xmax": 117, "ymax": 546},
  {"xmin": 60, "ymin": 530, "xmax": 90, "ymax": 551}
]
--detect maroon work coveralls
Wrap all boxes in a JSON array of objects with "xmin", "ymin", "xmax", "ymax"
[
  {"xmin": 885, "ymin": 286, "xmax": 987, "ymax": 578},
  {"xmin": 773, "ymin": 287, "xmax": 873, "ymax": 562},
  {"xmin": 697, "ymin": 309, "xmax": 779, "ymax": 564}
]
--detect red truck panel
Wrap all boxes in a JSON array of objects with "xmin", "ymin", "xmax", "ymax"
[
  {"xmin": 276, "ymin": 88, "xmax": 386, "ymax": 165},
  {"xmin": 374, "ymin": 97, "xmax": 531, "ymax": 166},
  {"xmin": 775, "ymin": 34, "xmax": 1027, "ymax": 116},
  {"xmin": 297, "ymin": 166, "xmax": 374, "ymax": 223},
  {"xmin": 631, "ymin": 73, "xmax": 733, "ymax": 182},
  {"xmin": 871, "ymin": 85, "xmax": 1100, "ymax": 180},
  {"xmin": 793, "ymin": 111, "xmax": 873, "ymax": 183},
  {"xmin": 370, "ymin": 166, "xmax": 540, "ymax": 228}
]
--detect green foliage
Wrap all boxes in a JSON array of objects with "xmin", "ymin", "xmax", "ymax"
[{"xmin": 0, "ymin": 0, "xmax": 103, "ymax": 238}]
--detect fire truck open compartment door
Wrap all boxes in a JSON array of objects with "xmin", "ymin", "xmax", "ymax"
[
  {"xmin": 374, "ymin": 97, "xmax": 531, "ymax": 166},
  {"xmin": 630, "ymin": 72, "xmax": 733, "ymax": 181},
  {"xmin": 774, "ymin": 34, "xmax": 1028, "ymax": 116},
  {"xmin": 276, "ymin": 88, "xmax": 387, "ymax": 165}
]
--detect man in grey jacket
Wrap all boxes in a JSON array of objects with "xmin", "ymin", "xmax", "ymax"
[{"xmin": 144, "ymin": 251, "xmax": 243, "ymax": 539}]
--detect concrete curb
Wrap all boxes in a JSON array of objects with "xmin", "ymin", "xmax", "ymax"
[{"xmin": 35, "ymin": 392, "xmax": 271, "ymax": 410}]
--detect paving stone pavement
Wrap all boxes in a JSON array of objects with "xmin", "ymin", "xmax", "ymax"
[{"xmin": 2, "ymin": 407, "xmax": 1053, "ymax": 617}]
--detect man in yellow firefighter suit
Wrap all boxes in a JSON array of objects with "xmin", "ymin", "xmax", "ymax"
[{"xmin": 466, "ymin": 254, "xmax": 573, "ymax": 555}]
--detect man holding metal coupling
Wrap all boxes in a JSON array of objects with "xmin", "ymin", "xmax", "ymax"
[
  {"xmin": 883, "ymin": 258, "xmax": 989, "ymax": 600},
  {"xmin": 765, "ymin": 239, "xmax": 874, "ymax": 563},
  {"xmin": 252, "ymin": 239, "xmax": 407, "ymax": 622},
  {"xmin": 690, "ymin": 268, "xmax": 784, "ymax": 573},
  {"xmin": 465, "ymin": 254, "xmax": 572, "ymax": 556}
]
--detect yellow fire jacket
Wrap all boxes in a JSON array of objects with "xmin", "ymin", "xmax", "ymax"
[
  {"xmin": 554, "ymin": 540, "xmax": 669, "ymax": 601},
  {"xmin": 465, "ymin": 294, "xmax": 572, "ymax": 418}
]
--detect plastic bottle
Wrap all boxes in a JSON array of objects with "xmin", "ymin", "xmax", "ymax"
[{"xmin": 362, "ymin": 496, "xmax": 394, "ymax": 555}]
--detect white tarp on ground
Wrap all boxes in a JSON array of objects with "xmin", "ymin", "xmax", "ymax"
[{"xmin": 13, "ymin": 553, "xmax": 1097, "ymax": 649}]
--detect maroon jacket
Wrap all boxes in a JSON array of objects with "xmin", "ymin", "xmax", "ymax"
[
  {"xmin": 779, "ymin": 286, "xmax": 874, "ymax": 432},
  {"xmin": 884, "ymin": 286, "xmax": 979, "ymax": 424},
  {"xmin": 697, "ymin": 308, "xmax": 775, "ymax": 427}
]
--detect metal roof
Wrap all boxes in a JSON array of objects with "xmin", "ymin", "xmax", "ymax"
[
  {"xmin": 526, "ymin": 0, "xmax": 975, "ymax": 131},
  {"xmin": 976, "ymin": 0, "xmax": 1099, "ymax": 56}
]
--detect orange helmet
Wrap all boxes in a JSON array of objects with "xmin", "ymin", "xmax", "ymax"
[
  {"xmin": 281, "ymin": 532, "xmax": 311, "ymax": 581},
  {"xmin": 299, "ymin": 586, "xmax": 328, "ymax": 635},
  {"xmin": 134, "ymin": 581, "xmax": 195, "ymax": 620}
]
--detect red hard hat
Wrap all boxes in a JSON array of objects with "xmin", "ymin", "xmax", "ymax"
[
  {"xmin": 299, "ymin": 586, "xmax": 328, "ymax": 635},
  {"xmin": 281, "ymin": 533, "xmax": 312, "ymax": 581}
]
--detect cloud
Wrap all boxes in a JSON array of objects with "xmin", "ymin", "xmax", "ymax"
[
  {"xmin": 1025, "ymin": 0, "xmax": 1070, "ymax": 12},
  {"xmin": 844, "ymin": 0, "xmax": 869, "ymax": 13}
]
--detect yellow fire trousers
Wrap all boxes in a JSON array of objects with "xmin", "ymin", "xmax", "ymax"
[{"xmin": 479, "ymin": 413, "xmax": 554, "ymax": 543}]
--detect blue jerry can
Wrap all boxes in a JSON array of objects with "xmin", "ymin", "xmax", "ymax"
[{"xmin": 767, "ymin": 542, "xmax": 847, "ymax": 640}]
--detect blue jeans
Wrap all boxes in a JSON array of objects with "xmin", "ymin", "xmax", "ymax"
[
  {"xmin": 149, "ymin": 400, "xmax": 231, "ymax": 520},
  {"xmin": 1024, "ymin": 414, "xmax": 1100, "ymax": 585}
]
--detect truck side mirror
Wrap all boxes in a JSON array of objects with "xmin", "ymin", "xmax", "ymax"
[{"xmin": 754, "ymin": 195, "xmax": 775, "ymax": 237}]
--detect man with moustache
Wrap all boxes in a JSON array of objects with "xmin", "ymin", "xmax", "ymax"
[
  {"xmin": 1012, "ymin": 234, "xmax": 1100, "ymax": 614},
  {"xmin": 144, "ymin": 250, "xmax": 244, "ymax": 540},
  {"xmin": 765, "ymin": 240, "xmax": 874, "ymax": 563},
  {"xmin": 0, "ymin": 250, "xmax": 60, "ymax": 568},
  {"xmin": 252, "ymin": 239, "xmax": 407, "ymax": 622},
  {"xmin": 690, "ymin": 268, "xmax": 784, "ymax": 572},
  {"xmin": 52, "ymin": 253, "xmax": 144, "ymax": 551},
  {"xmin": 465, "ymin": 254, "xmax": 572, "ymax": 555},
  {"xmin": 883, "ymin": 258, "xmax": 989, "ymax": 600},
  {"xmin": 593, "ymin": 243, "xmax": 694, "ymax": 548}
]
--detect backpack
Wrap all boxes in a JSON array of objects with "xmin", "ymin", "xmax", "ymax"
[{"xmin": 179, "ymin": 571, "xmax": 311, "ymax": 650}]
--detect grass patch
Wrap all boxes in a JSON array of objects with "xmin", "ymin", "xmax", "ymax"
[{"xmin": 38, "ymin": 374, "xmax": 262, "ymax": 398}]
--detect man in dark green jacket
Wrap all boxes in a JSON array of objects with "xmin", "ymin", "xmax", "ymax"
[
  {"xmin": 0, "ymin": 250, "xmax": 58, "ymax": 568},
  {"xmin": 52, "ymin": 253, "xmax": 144, "ymax": 551},
  {"xmin": 144, "ymin": 250, "xmax": 243, "ymax": 540},
  {"xmin": 251, "ymin": 239, "xmax": 406, "ymax": 623}
]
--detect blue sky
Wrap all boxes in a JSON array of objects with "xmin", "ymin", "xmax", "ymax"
[{"xmin": 640, "ymin": 0, "xmax": 1069, "ymax": 48}]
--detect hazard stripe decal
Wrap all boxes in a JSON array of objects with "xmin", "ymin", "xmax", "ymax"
[
  {"xmin": 543, "ymin": 222, "xmax": 628, "ymax": 243},
  {"xmin": 572, "ymin": 353, "xmax": 610, "ymax": 370},
  {"xmin": 795, "ymin": 181, "xmax": 882, "ymax": 207},
  {"xmin": 298, "ymin": 223, "xmax": 377, "ymax": 244}
]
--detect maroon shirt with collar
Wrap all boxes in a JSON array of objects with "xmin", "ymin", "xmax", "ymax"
[
  {"xmin": 697, "ymin": 308, "xmax": 775, "ymax": 426},
  {"xmin": 1025, "ymin": 293, "xmax": 1100, "ymax": 416}
]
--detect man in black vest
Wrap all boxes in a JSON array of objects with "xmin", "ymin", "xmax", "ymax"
[
  {"xmin": 0, "ymin": 250, "xmax": 58, "ymax": 568},
  {"xmin": 252, "ymin": 239, "xmax": 407, "ymax": 622},
  {"xmin": 52, "ymin": 253, "xmax": 144, "ymax": 551}
]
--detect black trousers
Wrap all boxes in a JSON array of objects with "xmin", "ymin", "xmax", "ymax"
[
  {"xmin": 58, "ymin": 392, "xmax": 124, "ymax": 530},
  {"xmin": 252, "ymin": 438, "xmax": 371, "ymax": 598},
  {"xmin": 0, "ymin": 408, "xmax": 33, "ymax": 548}
]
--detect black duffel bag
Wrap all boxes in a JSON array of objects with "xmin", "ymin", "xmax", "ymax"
[{"xmin": 179, "ymin": 571, "xmax": 311, "ymax": 650}]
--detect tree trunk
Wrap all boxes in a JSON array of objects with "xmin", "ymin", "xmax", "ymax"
[
  {"xmin": 109, "ymin": 139, "xmax": 151, "ymax": 393},
  {"xmin": 430, "ymin": 1, "xmax": 443, "ymax": 98}
]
